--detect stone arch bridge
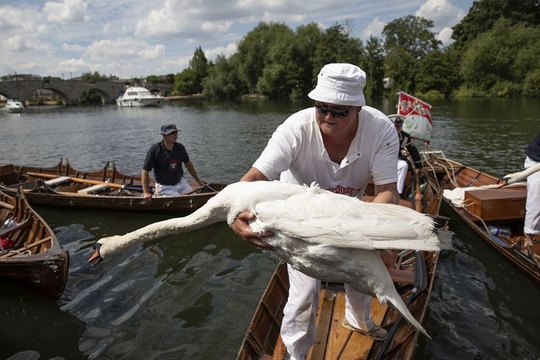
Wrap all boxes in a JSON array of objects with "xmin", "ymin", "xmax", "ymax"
[{"xmin": 0, "ymin": 79, "xmax": 173, "ymax": 105}]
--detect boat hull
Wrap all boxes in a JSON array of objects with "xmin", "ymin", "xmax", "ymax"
[
  {"xmin": 237, "ymin": 250, "xmax": 440, "ymax": 360},
  {"xmin": 422, "ymin": 152, "xmax": 540, "ymax": 285},
  {"xmin": 0, "ymin": 251, "xmax": 69, "ymax": 298},
  {"xmin": 116, "ymin": 86, "xmax": 163, "ymax": 107},
  {"xmin": 5, "ymin": 99, "xmax": 26, "ymax": 113},
  {"xmin": 0, "ymin": 189, "xmax": 69, "ymax": 298},
  {"xmin": 2, "ymin": 187, "xmax": 223, "ymax": 214},
  {"xmin": 1, "ymin": 160, "xmax": 226, "ymax": 214},
  {"xmin": 116, "ymin": 98, "xmax": 162, "ymax": 107}
]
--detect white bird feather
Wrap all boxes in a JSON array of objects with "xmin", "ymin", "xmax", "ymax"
[{"xmin": 90, "ymin": 181, "xmax": 440, "ymax": 337}]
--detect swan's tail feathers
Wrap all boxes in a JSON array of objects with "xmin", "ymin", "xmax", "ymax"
[
  {"xmin": 372, "ymin": 235, "xmax": 440, "ymax": 252},
  {"xmin": 377, "ymin": 294, "xmax": 431, "ymax": 339}
]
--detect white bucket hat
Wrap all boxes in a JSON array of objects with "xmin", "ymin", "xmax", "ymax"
[{"xmin": 308, "ymin": 63, "xmax": 366, "ymax": 106}]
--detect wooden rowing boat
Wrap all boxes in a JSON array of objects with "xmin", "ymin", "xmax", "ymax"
[
  {"xmin": 237, "ymin": 172, "xmax": 445, "ymax": 360},
  {"xmin": 0, "ymin": 160, "xmax": 227, "ymax": 214},
  {"xmin": 421, "ymin": 150, "xmax": 540, "ymax": 284},
  {"xmin": 0, "ymin": 188, "xmax": 69, "ymax": 298}
]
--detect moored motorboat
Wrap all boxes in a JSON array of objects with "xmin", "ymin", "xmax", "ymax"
[
  {"xmin": 421, "ymin": 150, "xmax": 540, "ymax": 284},
  {"xmin": 0, "ymin": 188, "xmax": 69, "ymax": 298},
  {"xmin": 5, "ymin": 98, "xmax": 26, "ymax": 113},
  {"xmin": 116, "ymin": 86, "xmax": 164, "ymax": 107}
]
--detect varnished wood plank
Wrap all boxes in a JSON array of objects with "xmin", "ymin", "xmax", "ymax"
[
  {"xmin": 308, "ymin": 287, "xmax": 338, "ymax": 360},
  {"xmin": 271, "ymin": 335, "xmax": 287, "ymax": 360},
  {"xmin": 323, "ymin": 291, "xmax": 348, "ymax": 360},
  {"xmin": 340, "ymin": 298, "xmax": 388, "ymax": 360}
]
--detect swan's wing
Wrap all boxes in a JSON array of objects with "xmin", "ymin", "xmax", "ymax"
[{"xmin": 253, "ymin": 192, "xmax": 439, "ymax": 252}]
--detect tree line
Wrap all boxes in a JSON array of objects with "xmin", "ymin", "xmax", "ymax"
[{"xmin": 144, "ymin": 0, "xmax": 540, "ymax": 100}]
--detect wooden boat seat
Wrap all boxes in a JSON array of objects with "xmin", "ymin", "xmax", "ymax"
[
  {"xmin": 44, "ymin": 176, "xmax": 72, "ymax": 187},
  {"xmin": 0, "ymin": 164, "xmax": 20, "ymax": 185},
  {"xmin": 0, "ymin": 236, "xmax": 52, "ymax": 259},
  {"xmin": 464, "ymin": 186, "xmax": 527, "ymax": 221},
  {"xmin": 0, "ymin": 208, "xmax": 13, "ymax": 223},
  {"xmin": 0, "ymin": 217, "xmax": 30, "ymax": 237},
  {"xmin": 77, "ymin": 184, "xmax": 110, "ymax": 194}
]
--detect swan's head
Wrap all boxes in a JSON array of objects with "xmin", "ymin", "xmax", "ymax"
[
  {"xmin": 88, "ymin": 235, "xmax": 124, "ymax": 266},
  {"xmin": 497, "ymin": 172, "xmax": 520, "ymax": 188}
]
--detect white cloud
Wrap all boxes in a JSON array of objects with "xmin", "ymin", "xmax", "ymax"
[
  {"xmin": 363, "ymin": 17, "xmax": 386, "ymax": 39},
  {"xmin": 436, "ymin": 27, "xmax": 454, "ymax": 46},
  {"xmin": 204, "ymin": 42, "xmax": 238, "ymax": 60},
  {"xmin": 138, "ymin": 44, "xmax": 166, "ymax": 60},
  {"xmin": 417, "ymin": 0, "xmax": 466, "ymax": 30},
  {"xmin": 416, "ymin": 0, "xmax": 466, "ymax": 45},
  {"xmin": 44, "ymin": 0, "xmax": 89, "ymax": 24},
  {"xmin": 0, "ymin": 0, "xmax": 474, "ymax": 78},
  {"xmin": 4, "ymin": 35, "xmax": 31, "ymax": 52}
]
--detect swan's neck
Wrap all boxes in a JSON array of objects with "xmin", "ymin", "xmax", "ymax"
[
  {"xmin": 522, "ymin": 162, "xmax": 540, "ymax": 179},
  {"xmin": 127, "ymin": 202, "xmax": 228, "ymax": 243}
]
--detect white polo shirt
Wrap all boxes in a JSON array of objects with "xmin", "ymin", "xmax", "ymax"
[{"xmin": 253, "ymin": 106, "xmax": 398, "ymax": 197}]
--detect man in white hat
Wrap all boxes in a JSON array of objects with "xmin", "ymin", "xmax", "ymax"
[{"xmin": 232, "ymin": 63, "xmax": 399, "ymax": 359}]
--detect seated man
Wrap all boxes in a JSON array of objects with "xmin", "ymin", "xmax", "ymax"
[
  {"xmin": 393, "ymin": 117, "xmax": 424, "ymax": 196},
  {"xmin": 141, "ymin": 124, "xmax": 205, "ymax": 199}
]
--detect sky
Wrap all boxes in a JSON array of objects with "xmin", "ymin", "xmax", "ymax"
[{"xmin": 0, "ymin": 0, "xmax": 475, "ymax": 79}]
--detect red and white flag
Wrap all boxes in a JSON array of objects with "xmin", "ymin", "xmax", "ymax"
[{"xmin": 397, "ymin": 91, "xmax": 433, "ymax": 144}]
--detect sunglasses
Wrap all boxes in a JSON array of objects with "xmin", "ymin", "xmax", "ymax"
[{"xmin": 314, "ymin": 103, "xmax": 353, "ymax": 118}]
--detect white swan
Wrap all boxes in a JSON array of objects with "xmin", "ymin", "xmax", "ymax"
[
  {"xmin": 89, "ymin": 181, "xmax": 440, "ymax": 337},
  {"xmin": 498, "ymin": 162, "xmax": 540, "ymax": 187}
]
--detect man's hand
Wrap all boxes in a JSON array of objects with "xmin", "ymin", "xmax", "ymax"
[
  {"xmin": 415, "ymin": 168, "xmax": 428, "ymax": 178},
  {"xmin": 231, "ymin": 211, "xmax": 274, "ymax": 249},
  {"xmin": 142, "ymin": 191, "xmax": 152, "ymax": 201}
]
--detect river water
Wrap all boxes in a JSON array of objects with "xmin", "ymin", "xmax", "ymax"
[{"xmin": 1, "ymin": 98, "xmax": 539, "ymax": 360}]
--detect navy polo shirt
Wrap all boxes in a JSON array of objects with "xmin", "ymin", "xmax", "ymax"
[{"xmin": 143, "ymin": 141, "xmax": 190, "ymax": 185}]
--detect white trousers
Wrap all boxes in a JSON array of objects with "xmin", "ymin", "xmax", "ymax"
[
  {"xmin": 525, "ymin": 156, "xmax": 540, "ymax": 235},
  {"xmin": 397, "ymin": 159, "xmax": 409, "ymax": 194},
  {"xmin": 154, "ymin": 177, "xmax": 192, "ymax": 196},
  {"xmin": 281, "ymin": 265, "xmax": 374, "ymax": 360}
]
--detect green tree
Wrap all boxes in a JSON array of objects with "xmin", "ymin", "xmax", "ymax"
[
  {"xmin": 312, "ymin": 24, "xmax": 365, "ymax": 79},
  {"xmin": 460, "ymin": 18, "xmax": 540, "ymax": 96},
  {"xmin": 292, "ymin": 23, "xmax": 325, "ymax": 96},
  {"xmin": 79, "ymin": 90, "xmax": 103, "ymax": 105},
  {"xmin": 146, "ymin": 74, "xmax": 175, "ymax": 84},
  {"xmin": 236, "ymin": 22, "xmax": 291, "ymax": 93},
  {"xmin": 256, "ymin": 26, "xmax": 304, "ymax": 98},
  {"xmin": 452, "ymin": 0, "xmax": 540, "ymax": 48},
  {"xmin": 189, "ymin": 46, "xmax": 209, "ymax": 93},
  {"xmin": 363, "ymin": 36, "xmax": 385, "ymax": 98},
  {"xmin": 80, "ymin": 71, "xmax": 110, "ymax": 83},
  {"xmin": 415, "ymin": 49, "xmax": 456, "ymax": 97},
  {"xmin": 202, "ymin": 55, "xmax": 245, "ymax": 100},
  {"xmin": 174, "ymin": 68, "xmax": 197, "ymax": 95},
  {"xmin": 383, "ymin": 16, "xmax": 441, "ymax": 93}
]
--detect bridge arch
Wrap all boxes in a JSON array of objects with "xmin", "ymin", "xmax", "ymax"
[{"xmin": 0, "ymin": 78, "xmax": 173, "ymax": 105}]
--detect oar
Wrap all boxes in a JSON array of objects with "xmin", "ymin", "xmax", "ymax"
[
  {"xmin": 183, "ymin": 183, "xmax": 218, "ymax": 195},
  {"xmin": 27, "ymin": 172, "xmax": 126, "ymax": 189},
  {"xmin": 413, "ymin": 171, "xmax": 422, "ymax": 213},
  {"xmin": 375, "ymin": 251, "xmax": 428, "ymax": 360}
]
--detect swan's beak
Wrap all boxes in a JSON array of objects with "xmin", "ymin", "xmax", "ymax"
[
  {"xmin": 88, "ymin": 243, "xmax": 103, "ymax": 266},
  {"xmin": 496, "ymin": 177, "xmax": 509, "ymax": 188}
]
